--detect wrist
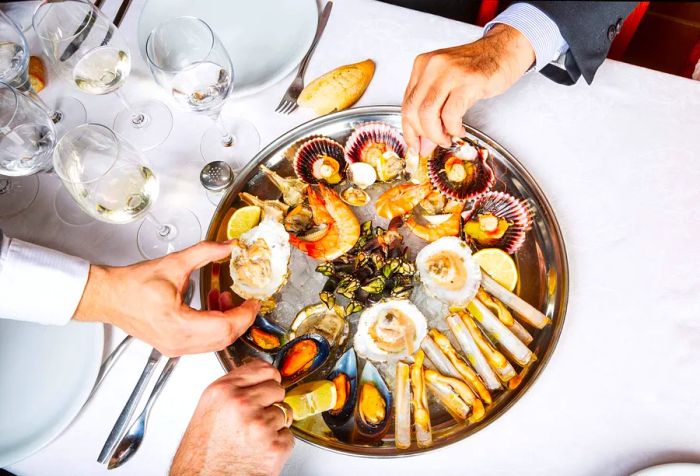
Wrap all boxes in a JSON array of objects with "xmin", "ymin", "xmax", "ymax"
[
  {"xmin": 73, "ymin": 264, "xmax": 113, "ymax": 324},
  {"xmin": 484, "ymin": 24, "xmax": 535, "ymax": 85}
]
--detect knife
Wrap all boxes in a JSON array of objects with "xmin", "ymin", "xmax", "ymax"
[{"xmin": 59, "ymin": 0, "xmax": 105, "ymax": 61}]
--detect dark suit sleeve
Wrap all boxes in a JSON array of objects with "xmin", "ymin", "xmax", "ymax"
[{"xmin": 522, "ymin": 1, "xmax": 638, "ymax": 85}]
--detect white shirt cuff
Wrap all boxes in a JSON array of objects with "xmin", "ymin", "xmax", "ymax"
[
  {"xmin": 0, "ymin": 235, "xmax": 90, "ymax": 325},
  {"xmin": 484, "ymin": 2, "xmax": 569, "ymax": 72}
]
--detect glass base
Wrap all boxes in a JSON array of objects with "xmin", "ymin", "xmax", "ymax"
[
  {"xmin": 205, "ymin": 188, "xmax": 229, "ymax": 206},
  {"xmin": 200, "ymin": 116, "xmax": 260, "ymax": 172},
  {"xmin": 54, "ymin": 186, "xmax": 92, "ymax": 226},
  {"xmin": 113, "ymin": 100, "xmax": 173, "ymax": 151},
  {"xmin": 51, "ymin": 96, "xmax": 87, "ymax": 137},
  {"xmin": 137, "ymin": 208, "xmax": 201, "ymax": 259},
  {"xmin": 0, "ymin": 175, "xmax": 39, "ymax": 218}
]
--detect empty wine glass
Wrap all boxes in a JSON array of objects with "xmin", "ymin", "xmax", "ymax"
[
  {"xmin": 0, "ymin": 80, "xmax": 55, "ymax": 217},
  {"xmin": 0, "ymin": 9, "xmax": 86, "ymax": 136},
  {"xmin": 32, "ymin": 0, "xmax": 172, "ymax": 151},
  {"xmin": 52, "ymin": 123, "xmax": 201, "ymax": 258},
  {"xmin": 145, "ymin": 16, "xmax": 259, "ymax": 169}
]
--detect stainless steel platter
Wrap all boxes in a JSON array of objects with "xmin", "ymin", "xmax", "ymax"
[{"xmin": 201, "ymin": 105, "xmax": 568, "ymax": 457}]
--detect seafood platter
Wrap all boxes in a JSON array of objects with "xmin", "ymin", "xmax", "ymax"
[{"xmin": 201, "ymin": 106, "xmax": 568, "ymax": 456}]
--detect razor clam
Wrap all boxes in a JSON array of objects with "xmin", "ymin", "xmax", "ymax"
[
  {"xmin": 242, "ymin": 314, "xmax": 287, "ymax": 353},
  {"xmin": 428, "ymin": 329, "xmax": 492, "ymax": 405},
  {"xmin": 477, "ymin": 289, "xmax": 533, "ymax": 345},
  {"xmin": 420, "ymin": 334, "xmax": 462, "ymax": 379},
  {"xmin": 354, "ymin": 362, "xmax": 392, "ymax": 442},
  {"xmin": 394, "ymin": 361, "xmax": 411, "ymax": 449},
  {"xmin": 410, "ymin": 350, "xmax": 432, "ymax": 448},
  {"xmin": 290, "ymin": 303, "xmax": 349, "ymax": 347},
  {"xmin": 445, "ymin": 314, "xmax": 502, "ymax": 391},
  {"xmin": 459, "ymin": 312, "xmax": 516, "ymax": 383},
  {"xmin": 323, "ymin": 348, "xmax": 358, "ymax": 440},
  {"xmin": 425, "ymin": 369, "xmax": 485, "ymax": 423},
  {"xmin": 467, "ymin": 299, "xmax": 536, "ymax": 367},
  {"xmin": 480, "ymin": 272, "xmax": 550, "ymax": 329},
  {"xmin": 273, "ymin": 334, "xmax": 331, "ymax": 388}
]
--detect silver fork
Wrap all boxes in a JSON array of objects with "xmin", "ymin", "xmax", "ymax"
[{"xmin": 275, "ymin": 1, "xmax": 333, "ymax": 114}]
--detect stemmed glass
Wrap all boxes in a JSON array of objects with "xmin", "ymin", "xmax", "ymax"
[
  {"xmin": 0, "ymin": 10, "xmax": 86, "ymax": 136},
  {"xmin": 32, "ymin": 0, "xmax": 173, "ymax": 151},
  {"xmin": 52, "ymin": 123, "xmax": 202, "ymax": 258},
  {"xmin": 145, "ymin": 16, "xmax": 260, "ymax": 169}
]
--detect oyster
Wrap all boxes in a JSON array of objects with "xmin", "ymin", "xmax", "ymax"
[
  {"xmin": 273, "ymin": 333, "xmax": 331, "ymax": 388},
  {"xmin": 415, "ymin": 236, "xmax": 481, "ymax": 306},
  {"xmin": 289, "ymin": 302, "xmax": 349, "ymax": 347},
  {"xmin": 345, "ymin": 122, "xmax": 406, "ymax": 182},
  {"xmin": 242, "ymin": 314, "xmax": 287, "ymax": 353},
  {"xmin": 293, "ymin": 136, "xmax": 346, "ymax": 185},
  {"xmin": 353, "ymin": 299, "xmax": 428, "ymax": 363},
  {"xmin": 463, "ymin": 191, "xmax": 533, "ymax": 254},
  {"xmin": 428, "ymin": 138, "xmax": 495, "ymax": 200},
  {"xmin": 322, "ymin": 348, "xmax": 358, "ymax": 439},
  {"xmin": 229, "ymin": 220, "xmax": 290, "ymax": 300},
  {"xmin": 353, "ymin": 362, "xmax": 392, "ymax": 441}
]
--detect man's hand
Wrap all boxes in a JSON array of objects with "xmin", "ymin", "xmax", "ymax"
[
  {"xmin": 402, "ymin": 24, "xmax": 535, "ymax": 156},
  {"xmin": 170, "ymin": 360, "xmax": 294, "ymax": 476},
  {"xmin": 73, "ymin": 241, "xmax": 259, "ymax": 357}
]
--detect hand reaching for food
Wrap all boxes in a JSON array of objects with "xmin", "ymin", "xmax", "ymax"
[
  {"xmin": 170, "ymin": 360, "xmax": 294, "ymax": 476},
  {"xmin": 72, "ymin": 241, "xmax": 259, "ymax": 357},
  {"xmin": 402, "ymin": 24, "xmax": 535, "ymax": 156}
]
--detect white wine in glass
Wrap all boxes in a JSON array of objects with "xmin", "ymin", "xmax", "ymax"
[
  {"xmin": 53, "ymin": 124, "xmax": 201, "ymax": 258},
  {"xmin": 72, "ymin": 46, "xmax": 130, "ymax": 95}
]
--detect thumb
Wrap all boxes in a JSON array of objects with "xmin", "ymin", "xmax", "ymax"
[
  {"xmin": 420, "ymin": 136, "xmax": 437, "ymax": 157},
  {"xmin": 173, "ymin": 241, "xmax": 232, "ymax": 271}
]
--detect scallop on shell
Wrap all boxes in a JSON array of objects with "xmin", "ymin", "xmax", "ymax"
[
  {"xmin": 463, "ymin": 191, "xmax": 533, "ymax": 254},
  {"xmin": 428, "ymin": 139, "xmax": 495, "ymax": 200},
  {"xmin": 292, "ymin": 136, "xmax": 346, "ymax": 185},
  {"xmin": 344, "ymin": 122, "xmax": 407, "ymax": 182}
]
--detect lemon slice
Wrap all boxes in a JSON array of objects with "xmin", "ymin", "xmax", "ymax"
[
  {"xmin": 283, "ymin": 380, "xmax": 337, "ymax": 421},
  {"xmin": 473, "ymin": 248, "xmax": 518, "ymax": 291},
  {"xmin": 226, "ymin": 206, "xmax": 261, "ymax": 240}
]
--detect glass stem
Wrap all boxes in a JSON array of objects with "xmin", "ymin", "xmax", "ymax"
[
  {"xmin": 0, "ymin": 178, "xmax": 11, "ymax": 195},
  {"xmin": 146, "ymin": 212, "xmax": 173, "ymax": 238},
  {"xmin": 25, "ymin": 88, "xmax": 63, "ymax": 124},
  {"xmin": 115, "ymin": 90, "xmax": 147, "ymax": 127},
  {"xmin": 209, "ymin": 112, "xmax": 234, "ymax": 147}
]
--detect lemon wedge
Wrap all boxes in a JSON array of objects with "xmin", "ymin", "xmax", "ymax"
[
  {"xmin": 473, "ymin": 248, "xmax": 518, "ymax": 291},
  {"xmin": 226, "ymin": 206, "xmax": 261, "ymax": 240},
  {"xmin": 283, "ymin": 380, "xmax": 337, "ymax": 421}
]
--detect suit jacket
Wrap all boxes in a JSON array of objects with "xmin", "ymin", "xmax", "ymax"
[{"xmin": 380, "ymin": 1, "xmax": 638, "ymax": 84}]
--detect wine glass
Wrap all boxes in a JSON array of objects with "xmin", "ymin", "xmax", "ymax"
[
  {"xmin": 52, "ymin": 123, "xmax": 202, "ymax": 258},
  {"xmin": 0, "ymin": 79, "xmax": 55, "ymax": 217},
  {"xmin": 32, "ymin": 0, "xmax": 173, "ymax": 151},
  {"xmin": 0, "ymin": 9, "xmax": 86, "ymax": 136},
  {"xmin": 145, "ymin": 16, "xmax": 260, "ymax": 169}
]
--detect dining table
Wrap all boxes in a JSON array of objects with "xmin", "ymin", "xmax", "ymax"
[{"xmin": 3, "ymin": 0, "xmax": 700, "ymax": 475}]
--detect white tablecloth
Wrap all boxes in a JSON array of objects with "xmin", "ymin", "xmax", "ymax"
[{"xmin": 4, "ymin": 0, "xmax": 700, "ymax": 475}]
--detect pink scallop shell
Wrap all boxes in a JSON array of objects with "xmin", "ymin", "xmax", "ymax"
[
  {"xmin": 344, "ymin": 122, "xmax": 407, "ymax": 164},
  {"xmin": 428, "ymin": 143, "xmax": 495, "ymax": 200},
  {"xmin": 292, "ymin": 136, "xmax": 346, "ymax": 185},
  {"xmin": 463, "ymin": 191, "xmax": 533, "ymax": 254}
]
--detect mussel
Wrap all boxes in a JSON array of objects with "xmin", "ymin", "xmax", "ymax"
[
  {"xmin": 322, "ymin": 348, "xmax": 358, "ymax": 440},
  {"xmin": 428, "ymin": 139, "xmax": 495, "ymax": 200},
  {"xmin": 353, "ymin": 362, "xmax": 392, "ymax": 442},
  {"xmin": 273, "ymin": 333, "xmax": 331, "ymax": 388},
  {"xmin": 290, "ymin": 303, "xmax": 349, "ymax": 347},
  {"xmin": 242, "ymin": 314, "xmax": 287, "ymax": 353},
  {"xmin": 463, "ymin": 191, "xmax": 533, "ymax": 254}
]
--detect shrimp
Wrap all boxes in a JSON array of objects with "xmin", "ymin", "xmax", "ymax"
[
  {"xmin": 289, "ymin": 184, "xmax": 360, "ymax": 260},
  {"xmin": 375, "ymin": 181, "xmax": 433, "ymax": 219},
  {"xmin": 405, "ymin": 212, "xmax": 461, "ymax": 242}
]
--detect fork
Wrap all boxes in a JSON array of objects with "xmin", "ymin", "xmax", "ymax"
[{"xmin": 275, "ymin": 1, "xmax": 333, "ymax": 114}]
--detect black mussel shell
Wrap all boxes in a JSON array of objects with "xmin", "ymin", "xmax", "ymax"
[
  {"xmin": 322, "ymin": 348, "xmax": 359, "ymax": 438},
  {"xmin": 353, "ymin": 362, "xmax": 393, "ymax": 441},
  {"xmin": 273, "ymin": 333, "xmax": 332, "ymax": 388},
  {"xmin": 242, "ymin": 315, "xmax": 287, "ymax": 354}
]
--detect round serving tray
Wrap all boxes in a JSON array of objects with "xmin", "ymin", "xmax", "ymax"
[{"xmin": 201, "ymin": 105, "xmax": 568, "ymax": 457}]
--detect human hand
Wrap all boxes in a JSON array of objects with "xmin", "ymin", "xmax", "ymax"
[
  {"xmin": 402, "ymin": 24, "xmax": 535, "ymax": 156},
  {"xmin": 170, "ymin": 359, "xmax": 294, "ymax": 476},
  {"xmin": 73, "ymin": 241, "xmax": 259, "ymax": 357}
]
